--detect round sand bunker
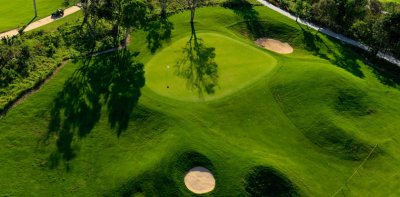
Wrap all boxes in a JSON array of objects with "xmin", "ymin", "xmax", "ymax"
[
  {"xmin": 184, "ymin": 166, "xmax": 215, "ymax": 194},
  {"xmin": 256, "ymin": 38, "xmax": 293, "ymax": 54}
]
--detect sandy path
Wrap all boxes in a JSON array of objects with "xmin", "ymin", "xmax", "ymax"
[
  {"xmin": 184, "ymin": 166, "xmax": 216, "ymax": 194},
  {"xmin": 0, "ymin": 6, "xmax": 81, "ymax": 38}
]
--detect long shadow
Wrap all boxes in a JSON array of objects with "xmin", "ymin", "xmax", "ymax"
[
  {"xmin": 299, "ymin": 25, "xmax": 364, "ymax": 78},
  {"xmin": 223, "ymin": 0, "xmax": 266, "ymax": 39},
  {"xmin": 46, "ymin": 49, "xmax": 145, "ymax": 169},
  {"xmin": 19, "ymin": 16, "xmax": 37, "ymax": 34},
  {"xmin": 145, "ymin": 15, "xmax": 174, "ymax": 53},
  {"xmin": 175, "ymin": 23, "xmax": 218, "ymax": 98},
  {"xmin": 300, "ymin": 25, "xmax": 400, "ymax": 86}
]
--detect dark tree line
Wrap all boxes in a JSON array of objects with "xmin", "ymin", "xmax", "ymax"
[{"xmin": 268, "ymin": 0, "xmax": 400, "ymax": 58}]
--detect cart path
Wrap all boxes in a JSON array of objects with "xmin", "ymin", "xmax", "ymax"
[
  {"xmin": 0, "ymin": 6, "xmax": 81, "ymax": 39},
  {"xmin": 256, "ymin": 0, "xmax": 400, "ymax": 67}
]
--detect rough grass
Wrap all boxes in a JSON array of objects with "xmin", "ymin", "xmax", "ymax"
[{"xmin": 1, "ymin": 4, "xmax": 400, "ymax": 197}]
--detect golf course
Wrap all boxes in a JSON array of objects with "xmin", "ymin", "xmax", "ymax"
[{"xmin": 1, "ymin": 0, "xmax": 400, "ymax": 196}]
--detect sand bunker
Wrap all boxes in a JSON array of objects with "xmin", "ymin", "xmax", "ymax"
[
  {"xmin": 256, "ymin": 38, "xmax": 293, "ymax": 54},
  {"xmin": 184, "ymin": 166, "xmax": 215, "ymax": 194}
]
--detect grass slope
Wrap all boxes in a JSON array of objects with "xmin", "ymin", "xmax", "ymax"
[
  {"xmin": 0, "ymin": 0, "xmax": 69, "ymax": 32},
  {"xmin": 380, "ymin": 0, "xmax": 400, "ymax": 3},
  {"xmin": 1, "ymin": 5, "xmax": 400, "ymax": 197}
]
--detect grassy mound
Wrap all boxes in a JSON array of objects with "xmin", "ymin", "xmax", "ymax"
[
  {"xmin": 270, "ymin": 62, "xmax": 383, "ymax": 160},
  {"xmin": 335, "ymin": 88, "xmax": 375, "ymax": 116},
  {"xmin": 245, "ymin": 166, "xmax": 299, "ymax": 197},
  {"xmin": 305, "ymin": 117, "xmax": 377, "ymax": 161},
  {"xmin": 106, "ymin": 170, "xmax": 179, "ymax": 197},
  {"xmin": 175, "ymin": 151, "xmax": 215, "ymax": 173},
  {"xmin": 107, "ymin": 151, "xmax": 215, "ymax": 196}
]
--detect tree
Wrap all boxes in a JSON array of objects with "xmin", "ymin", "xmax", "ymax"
[
  {"xmin": 312, "ymin": 0, "xmax": 339, "ymax": 29},
  {"xmin": 175, "ymin": 23, "xmax": 218, "ymax": 97},
  {"xmin": 342, "ymin": 0, "xmax": 368, "ymax": 28},
  {"xmin": 159, "ymin": 0, "xmax": 171, "ymax": 17},
  {"xmin": 295, "ymin": 0, "xmax": 312, "ymax": 23},
  {"xmin": 350, "ymin": 19, "xmax": 372, "ymax": 43},
  {"xmin": 382, "ymin": 12, "xmax": 400, "ymax": 56},
  {"xmin": 185, "ymin": 0, "xmax": 201, "ymax": 23},
  {"xmin": 295, "ymin": 0, "xmax": 303, "ymax": 22},
  {"xmin": 369, "ymin": 0, "xmax": 383, "ymax": 15},
  {"xmin": 79, "ymin": 0, "xmax": 101, "ymax": 55},
  {"xmin": 33, "ymin": 0, "xmax": 37, "ymax": 17},
  {"xmin": 78, "ymin": 0, "xmax": 150, "ymax": 51},
  {"xmin": 121, "ymin": 0, "xmax": 149, "ymax": 44}
]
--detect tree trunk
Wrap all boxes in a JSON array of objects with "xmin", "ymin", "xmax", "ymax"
[
  {"xmin": 190, "ymin": 7, "xmax": 195, "ymax": 23},
  {"xmin": 33, "ymin": 0, "xmax": 37, "ymax": 17},
  {"xmin": 160, "ymin": 0, "xmax": 167, "ymax": 18}
]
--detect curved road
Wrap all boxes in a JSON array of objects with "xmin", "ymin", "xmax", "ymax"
[
  {"xmin": 0, "ymin": 6, "xmax": 81, "ymax": 39},
  {"xmin": 256, "ymin": 0, "xmax": 400, "ymax": 67}
]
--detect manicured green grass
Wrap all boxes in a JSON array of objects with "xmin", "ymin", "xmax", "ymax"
[
  {"xmin": 0, "ymin": 0, "xmax": 68, "ymax": 32},
  {"xmin": 380, "ymin": 0, "xmax": 400, "ymax": 3},
  {"xmin": 1, "ymin": 4, "xmax": 400, "ymax": 197},
  {"xmin": 146, "ymin": 33, "xmax": 277, "ymax": 101}
]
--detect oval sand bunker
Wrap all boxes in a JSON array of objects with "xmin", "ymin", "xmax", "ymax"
[
  {"xmin": 184, "ymin": 166, "xmax": 216, "ymax": 194},
  {"xmin": 256, "ymin": 38, "xmax": 293, "ymax": 54}
]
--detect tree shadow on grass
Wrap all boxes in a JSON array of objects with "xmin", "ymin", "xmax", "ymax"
[
  {"xmin": 175, "ymin": 23, "xmax": 218, "ymax": 98},
  {"xmin": 223, "ymin": 0, "xmax": 266, "ymax": 39},
  {"xmin": 145, "ymin": 15, "xmax": 174, "ymax": 54},
  {"xmin": 299, "ymin": 25, "xmax": 364, "ymax": 78},
  {"xmin": 371, "ymin": 64, "xmax": 400, "ymax": 88},
  {"xmin": 18, "ymin": 16, "xmax": 37, "ymax": 34},
  {"xmin": 303, "ymin": 25, "xmax": 400, "ymax": 87},
  {"xmin": 46, "ymin": 49, "xmax": 145, "ymax": 169}
]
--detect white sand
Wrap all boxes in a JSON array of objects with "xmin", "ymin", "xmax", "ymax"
[
  {"xmin": 184, "ymin": 166, "xmax": 215, "ymax": 194},
  {"xmin": 256, "ymin": 38, "xmax": 293, "ymax": 54}
]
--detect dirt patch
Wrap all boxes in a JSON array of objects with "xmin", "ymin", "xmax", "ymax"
[
  {"xmin": 256, "ymin": 38, "xmax": 293, "ymax": 54},
  {"xmin": 184, "ymin": 166, "xmax": 215, "ymax": 194}
]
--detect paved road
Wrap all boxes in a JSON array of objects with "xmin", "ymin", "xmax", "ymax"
[
  {"xmin": 256, "ymin": 0, "xmax": 400, "ymax": 67},
  {"xmin": 0, "ymin": 6, "xmax": 81, "ymax": 38}
]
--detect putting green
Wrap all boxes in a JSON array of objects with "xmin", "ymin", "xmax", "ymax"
[{"xmin": 146, "ymin": 33, "xmax": 277, "ymax": 101}]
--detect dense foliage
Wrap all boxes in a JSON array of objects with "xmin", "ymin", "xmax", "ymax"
[
  {"xmin": 0, "ymin": 17, "xmax": 126, "ymax": 113},
  {"xmin": 0, "ymin": 31, "xmax": 70, "ymax": 112},
  {"xmin": 266, "ymin": 0, "xmax": 400, "ymax": 58}
]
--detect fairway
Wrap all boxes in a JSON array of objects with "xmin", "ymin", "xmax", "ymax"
[
  {"xmin": 1, "ymin": 4, "xmax": 400, "ymax": 197},
  {"xmin": 0, "ymin": 0, "xmax": 65, "ymax": 32}
]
